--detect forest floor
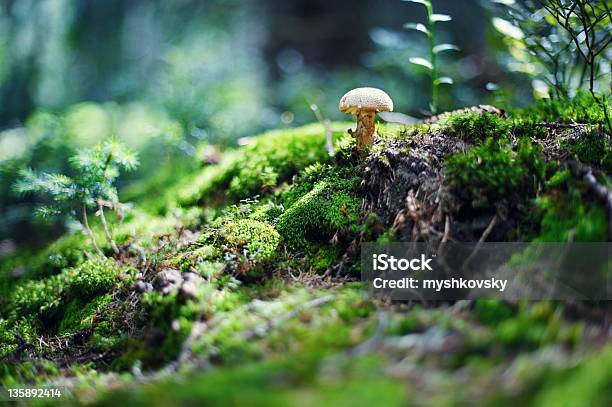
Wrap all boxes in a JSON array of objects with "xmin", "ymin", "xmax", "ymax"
[{"xmin": 1, "ymin": 97, "xmax": 611, "ymax": 406}]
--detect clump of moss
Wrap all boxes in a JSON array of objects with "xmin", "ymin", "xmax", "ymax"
[
  {"xmin": 0, "ymin": 317, "xmax": 41, "ymax": 357},
  {"xmin": 441, "ymin": 112, "xmax": 512, "ymax": 142},
  {"xmin": 179, "ymin": 205, "xmax": 282, "ymax": 278},
  {"xmin": 0, "ymin": 232, "xmax": 90, "ymax": 288},
  {"xmin": 277, "ymin": 173, "xmax": 362, "ymax": 248},
  {"xmin": 535, "ymin": 173, "xmax": 608, "ymax": 242},
  {"xmin": 132, "ymin": 290, "xmax": 202, "ymax": 366},
  {"xmin": 473, "ymin": 300, "xmax": 514, "ymax": 326},
  {"xmin": 0, "ymin": 257, "xmax": 125, "ymax": 358},
  {"xmin": 57, "ymin": 293, "xmax": 113, "ymax": 335},
  {"xmin": 166, "ymin": 246, "xmax": 217, "ymax": 272},
  {"xmin": 177, "ymin": 124, "xmax": 344, "ymax": 206},
  {"xmin": 444, "ymin": 138, "xmax": 545, "ymax": 208},
  {"xmin": 10, "ymin": 256, "xmax": 121, "ymax": 320},
  {"xmin": 218, "ymin": 219, "xmax": 280, "ymax": 261},
  {"xmin": 567, "ymin": 129, "xmax": 612, "ymax": 172},
  {"xmin": 248, "ymin": 202, "xmax": 284, "ymax": 223},
  {"xmin": 308, "ymin": 245, "xmax": 342, "ymax": 272},
  {"xmin": 278, "ymin": 163, "xmax": 331, "ymax": 208}
]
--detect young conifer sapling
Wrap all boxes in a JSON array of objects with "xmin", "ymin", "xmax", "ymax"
[{"xmin": 14, "ymin": 139, "xmax": 139, "ymax": 256}]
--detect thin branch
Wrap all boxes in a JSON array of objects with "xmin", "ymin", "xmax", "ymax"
[
  {"xmin": 462, "ymin": 214, "xmax": 498, "ymax": 270},
  {"xmin": 81, "ymin": 204, "xmax": 103, "ymax": 256},
  {"xmin": 442, "ymin": 215, "xmax": 451, "ymax": 243},
  {"xmin": 309, "ymin": 103, "xmax": 335, "ymax": 156},
  {"xmin": 97, "ymin": 200, "xmax": 119, "ymax": 254}
]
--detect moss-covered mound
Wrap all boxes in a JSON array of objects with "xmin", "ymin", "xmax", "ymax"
[{"xmin": 1, "ymin": 101, "xmax": 610, "ymax": 405}]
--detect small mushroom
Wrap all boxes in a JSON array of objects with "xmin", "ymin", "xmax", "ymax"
[{"xmin": 339, "ymin": 87, "xmax": 393, "ymax": 150}]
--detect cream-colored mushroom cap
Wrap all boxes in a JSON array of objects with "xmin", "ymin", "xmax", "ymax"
[{"xmin": 339, "ymin": 87, "xmax": 393, "ymax": 114}]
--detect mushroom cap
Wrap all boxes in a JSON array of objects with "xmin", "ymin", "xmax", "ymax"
[{"xmin": 339, "ymin": 87, "xmax": 394, "ymax": 114}]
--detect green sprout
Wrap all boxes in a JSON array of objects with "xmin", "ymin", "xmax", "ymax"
[
  {"xmin": 402, "ymin": 0, "xmax": 459, "ymax": 114},
  {"xmin": 14, "ymin": 139, "xmax": 139, "ymax": 256}
]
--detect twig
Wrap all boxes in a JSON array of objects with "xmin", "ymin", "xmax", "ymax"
[
  {"xmin": 442, "ymin": 215, "xmax": 451, "ymax": 243},
  {"xmin": 463, "ymin": 214, "xmax": 498, "ymax": 270},
  {"xmin": 309, "ymin": 103, "xmax": 335, "ymax": 156},
  {"xmin": 478, "ymin": 214, "xmax": 498, "ymax": 244},
  {"xmin": 81, "ymin": 204, "xmax": 103, "ymax": 256},
  {"xmin": 97, "ymin": 201, "xmax": 119, "ymax": 254}
]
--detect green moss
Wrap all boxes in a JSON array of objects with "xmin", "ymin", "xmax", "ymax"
[
  {"xmin": 90, "ymin": 320, "xmax": 126, "ymax": 350},
  {"xmin": 113, "ymin": 208, "xmax": 202, "ymax": 249},
  {"xmin": 494, "ymin": 302, "xmax": 583, "ymax": 349},
  {"xmin": 511, "ymin": 119, "xmax": 550, "ymax": 139},
  {"xmin": 277, "ymin": 174, "xmax": 362, "ymax": 248},
  {"xmin": 0, "ymin": 257, "xmax": 126, "ymax": 359},
  {"xmin": 386, "ymin": 313, "xmax": 424, "ymax": 336},
  {"xmin": 473, "ymin": 300, "xmax": 513, "ymax": 326},
  {"xmin": 444, "ymin": 138, "xmax": 545, "ymax": 208},
  {"xmin": 177, "ymin": 123, "xmax": 344, "ymax": 207},
  {"xmin": 57, "ymin": 294, "xmax": 113, "ymax": 335},
  {"xmin": 10, "ymin": 256, "xmax": 121, "ymax": 319},
  {"xmin": 0, "ymin": 232, "xmax": 89, "ymax": 286},
  {"xmin": 137, "ymin": 290, "xmax": 201, "ymax": 365},
  {"xmin": 515, "ymin": 92, "xmax": 611, "ymax": 125},
  {"xmin": 166, "ymin": 246, "xmax": 217, "ymax": 271},
  {"xmin": 248, "ymin": 202, "xmax": 284, "ymax": 223},
  {"xmin": 308, "ymin": 245, "xmax": 341, "ymax": 272},
  {"xmin": 545, "ymin": 168, "xmax": 571, "ymax": 189},
  {"xmin": 154, "ymin": 286, "xmax": 376, "ymax": 379},
  {"xmin": 219, "ymin": 219, "xmax": 280, "ymax": 261},
  {"xmin": 441, "ymin": 112, "xmax": 512, "ymax": 142},
  {"xmin": 0, "ymin": 317, "xmax": 41, "ymax": 357},
  {"xmin": 90, "ymin": 354, "xmax": 406, "ymax": 407},
  {"xmin": 533, "ymin": 163, "xmax": 608, "ymax": 242},
  {"xmin": 0, "ymin": 359, "xmax": 61, "ymax": 387},
  {"xmin": 535, "ymin": 194, "xmax": 607, "ymax": 242},
  {"xmin": 568, "ymin": 130, "xmax": 612, "ymax": 172},
  {"xmin": 529, "ymin": 346, "xmax": 612, "ymax": 407}
]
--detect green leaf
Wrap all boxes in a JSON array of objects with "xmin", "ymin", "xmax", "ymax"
[
  {"xmin": 401, "ymin": 0, "xmax": 431, "ymax": 6},
  {"xmin": 403, "ymin": 23, "xmax": 429, "ymax": 35},
  {"xmin": 433, "ymin": 43, "xmax": 460, "ymax": 53},
  {"xmin": 492, "ymin": 17, "xmax": 524, "ymax": 40},
  {"xmin": 435, "ymin": 76, "xmax": 454, "ymax": 85},
  {"xmin": 430, "ymin": 14, "xmax": 452, "ymax": 22},
  {"xmin": 409, "ymin": 57, "xmax": 433, "ymax": 70}
]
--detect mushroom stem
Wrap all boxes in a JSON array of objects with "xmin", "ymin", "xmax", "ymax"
[{"xmin": 353, "ymin": 111, "xmax": 376, "ymax": 149}]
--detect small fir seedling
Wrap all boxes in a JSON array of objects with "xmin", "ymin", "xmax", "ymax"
[
  {"xmin": 402, "ymin": 0, "xmax": 459, "ymax": 114},
  {"xmin": 14, "ymin": 138, "xmax": 139, "ymax": 256}
]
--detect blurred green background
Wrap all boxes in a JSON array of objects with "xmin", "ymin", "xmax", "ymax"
[{"xmin": 0, "ymin": 0, "xmax": 530, "ymax": 133}]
